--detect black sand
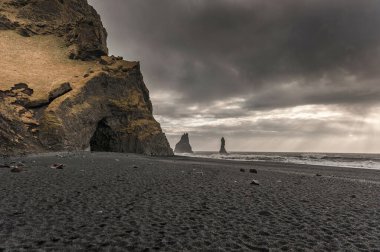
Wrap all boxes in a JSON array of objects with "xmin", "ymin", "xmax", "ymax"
[{"xmin": 0, "ymin": 152, "xmax": 379, "ymax": 251}]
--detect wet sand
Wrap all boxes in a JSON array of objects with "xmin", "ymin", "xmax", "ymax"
[{"xmin": 0, "ymin": 152, "xmax": 379, "ymax": 251}]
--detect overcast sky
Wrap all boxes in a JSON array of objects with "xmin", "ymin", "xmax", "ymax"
[{"xmin": 89, "ymin": 0, "xmax": 380, "ymax": 153}]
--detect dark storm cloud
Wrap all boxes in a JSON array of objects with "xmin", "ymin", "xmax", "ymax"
[
  {"xmin": 244, "ymin": 80, "xmax": 380, "ymax": 111},
  {"xmin": 89, "ymin": 0, "xmax": 380, "ymax": 111},
  {"xmin": 182, "ymin": 118, "xmax": 363, "ymax": 138}
]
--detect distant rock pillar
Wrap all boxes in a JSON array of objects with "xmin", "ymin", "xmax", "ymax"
[
  {"xmin": 174, "ymin": 133, "xmax": 193, "ymax": 153},
  {"xmin": 219, "ymin": 137, "xmax": 228, "ymax": 154}
]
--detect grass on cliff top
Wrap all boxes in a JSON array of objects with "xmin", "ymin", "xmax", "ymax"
[{"xmin": 0, "ymin": 30, "xmax": 95, "ymax": 97}]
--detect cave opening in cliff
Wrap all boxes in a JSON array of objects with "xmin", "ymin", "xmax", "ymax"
[{"xmin": 90, "ymin": 118, "xmax": 116, "ymax": 152}]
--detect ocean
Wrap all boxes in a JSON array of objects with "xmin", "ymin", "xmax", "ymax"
[{"xmin": 177, "ymin": 152, "xmax": 380, "ymax": 170}]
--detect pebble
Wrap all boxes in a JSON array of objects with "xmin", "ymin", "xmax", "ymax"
[
  {"xmin": 11, "ymin": 167, "xmax": 22, "ymax": 173},
  {"xmin": 51, "ymin": 163, "xmax": 64, "ymax": 169},
  {"xmin": 258, "ymin": 210, "xmax": 272, "ymax": 216},
  {"xmin": 250, "ymin": 179, "xmax": 260, "ymax": 185}
]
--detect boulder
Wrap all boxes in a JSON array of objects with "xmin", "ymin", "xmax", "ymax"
[
  {"xmin": 174, "ymin": 133, "xmax": 193, "ymax": 153},
  {"xmin": 48, "ymin": 82, "xmax": 72, "ymax": 101}
]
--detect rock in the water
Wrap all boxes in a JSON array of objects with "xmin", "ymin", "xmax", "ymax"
[
  {"xmin": 174, "ymin": 133, "xmax": 193, "ymax": 153},
  {"xmin": 0, "ymin": 0, "xmax": 173, "ymax": 156},
  {"xmin": 219, "ymin": 137, "xmax": 228, "ymax": 154}
]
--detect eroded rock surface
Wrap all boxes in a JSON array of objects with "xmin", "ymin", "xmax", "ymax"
[
  {"xmin": 0, "ymin": 0, "xmax": 173, "ymax": 156},
  {"xmin": 0, "ymin": 0, "xmax": 108, "ymax": 60}
]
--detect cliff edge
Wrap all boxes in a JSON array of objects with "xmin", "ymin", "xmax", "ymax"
[{"xmin": 0, "ymin": 0, "xmax": 173, "ymax": 156}]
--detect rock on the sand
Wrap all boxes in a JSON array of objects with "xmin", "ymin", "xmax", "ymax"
[
  {"xmin": 258, "ymin": 210, "xmax": 272, "ymax": 216},
  {"xmin": 10, "ymin": 167, "xmax": 22, "ymax": 173},
  {"xmin": 250, "ymin": 179, "xmax": 260, "ymax": 185}
]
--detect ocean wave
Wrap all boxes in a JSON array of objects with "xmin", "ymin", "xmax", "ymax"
[{"xmin": 177, "ymin": 152, "xmax": 380, "ymax": 170}]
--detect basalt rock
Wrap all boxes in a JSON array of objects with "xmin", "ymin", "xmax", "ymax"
[
  {"xmin": 0, "ymin": 0, "xmax": 173, "ymax": 156},
  {"xmin": 174, "ymin": 133, "xmax": 193, "ymax": 153},
  {"xmin": 219, "ymin": 137, "xmax": 228, "ymax": 154}
]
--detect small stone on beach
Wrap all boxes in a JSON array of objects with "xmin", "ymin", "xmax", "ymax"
[
  {"xmin": 316, "ymin": 173, "xmax": 322, "ymax": 177},
  {"xmin": 258, "ymin": 210, "xmax": 272, "ymax": 216},
  {"xmin": 10, "ymin": 167, "xmax": 22, "ymax": 173},
  {"xmin": 240, "ymin": 168, "xmax": 245, "ymax": 172},
  {"xmin": 51, "ymin": 163, "xmax": 64, "ymax": 169},
  {"xmin": 249, "ymin": 169, "xmax": 258, "ymax": 174},
  {"xmin": 250, "ymin": 179, "xmax": 260, "ymax": 185}
]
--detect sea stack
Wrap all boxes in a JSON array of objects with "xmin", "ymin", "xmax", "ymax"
[
  {"xmin": 0, "ymin": 0, "xmax": 173, "ymax": 156},
  {"xmin": 174, "ymin": 133, "xmax": 193, "ymax": 153},
  {"xmin": 219, "ymin": 137, "xmax": 228, "ymax": 154}
]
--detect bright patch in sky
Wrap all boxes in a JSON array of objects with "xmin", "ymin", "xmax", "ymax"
[{"xmin": 156, "ymin": 103, "xmax": 380, "ymax": 153}]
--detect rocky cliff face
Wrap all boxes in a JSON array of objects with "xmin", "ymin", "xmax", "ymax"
[
  {"xmin": 174, "ymin": 133, "xmax": 193, "ymax": 153},
  {"xmin": 0, "ymin": 0, "xmax": 108, "ymax": 60},
  {"xmin": 0, "ymin": 0, "xmax": 173, "ymax": 156}
]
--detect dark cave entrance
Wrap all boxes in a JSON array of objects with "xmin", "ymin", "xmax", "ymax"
[{"xmin": 90, "ymin": 119, "xmax": 116, "ymax": 152}]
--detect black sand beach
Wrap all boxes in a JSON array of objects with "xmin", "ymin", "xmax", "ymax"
[{"xmin": 0, "ymin": 152, "xmax": 379, "ymax": 251}]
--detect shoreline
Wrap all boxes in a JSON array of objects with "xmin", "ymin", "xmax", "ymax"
[
  {"xmin": 176, "ymin": 152, "xmax": 380, "ymax": 171},
  {"xmin": 5, "ymin": 150, "xmax": 380, "ymax": 172},
  {"xmin": 1, "ymin": 152, "xmax": 379, "ymax": 250},
  {"xmin": 169, "ymin": 154, "xmax": 380, "ymax": 183}
]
